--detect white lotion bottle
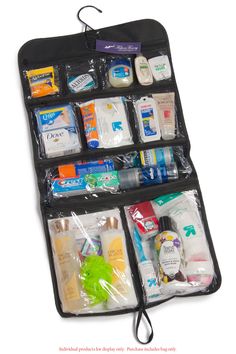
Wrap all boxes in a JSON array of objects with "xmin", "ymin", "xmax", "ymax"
[
  {"xmin": 135, "ymin": 54, "xmax": 153, "ymax": 86},
  {"xmin": 152, "ymin": 92, "xmax": 176, "ymax": 140},
  {"xmin": 135, "ymin": 96, "xmax": 161, "ymax": 142},
  {"xmin": 170, "ymin": 207, "xmax": 214, "ymax": 286},
  {"xmin": 100, "ymin": 217, "xmax": 137, "ymax": 309}
]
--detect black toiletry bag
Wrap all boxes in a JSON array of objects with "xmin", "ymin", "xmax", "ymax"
[{"xmin": 18, "ymin": 17, "xmax": 221, "ymax": 344}]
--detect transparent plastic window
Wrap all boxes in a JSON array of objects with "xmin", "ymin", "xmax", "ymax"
[
  {"xmin": 131, "ymin": 91, "xmax": 182, "ymax": 142},
  {"xmin": 47, "ymin": 208, "xmax": 138, "ymax": 314},
  {"xmin": 100, "ymin": 56, "xmax": 134, "ymax": 89},
  {"xmin": 140, "ymin": 49, "xmax": 172, "ymax": 83},
  {"xmin": 66, "ymin": 59, "xmax": 98, "ymax": 94},
  {"xmin": 46, "ymin": 147, "xmax": 192, "ymax": 199},
  {"xmin": 100, "ymin": 51, "xmax": 172, "ymax": 90},
  {"xmin": 23, "ymin": 65, "xmax": 60, "ymax": 99},
  {"xmin": 77, "ymin": 97, "xmax": 133, "ymax": 149},
  {"xmin": 125, "ymin": 190, "xmax": 216, "ymax": 304},
  {"xmin": 33, "ymin": 103, "xmax": 81, "ymax": 158}
]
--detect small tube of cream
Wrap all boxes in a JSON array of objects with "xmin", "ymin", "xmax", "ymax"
[{"xmin": 152, "ymin": 92, "xmax": 175, "ymax": 140}]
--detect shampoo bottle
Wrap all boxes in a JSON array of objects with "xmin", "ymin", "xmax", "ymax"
[
  {"xmin": 51, "ymin": 219, "xmax": 86, "ymax": 313},
  {"xmin": 100, "ymin": 217, "xmax": 137, "ymax": 309}
]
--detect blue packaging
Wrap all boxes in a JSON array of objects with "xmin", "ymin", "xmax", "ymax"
[
  {"xmin": 140, "ymin": 147, "xmax": 174, "ymax": 168},
  {"xmin": 141, "ymin": 166, "xmax": 168, "ymax": 185},
  {"xmin": 75, "ymin": 159, "xmax": 114, "ymax": 176}
]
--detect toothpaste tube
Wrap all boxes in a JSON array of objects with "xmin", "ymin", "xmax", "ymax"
[
  {"xmin": 52, "ymin": 171, "xmax": 119, "ymax": 197},
  {"xmin": 79, "ymin": 100, "xmax": 100, "ymax": 149},
  {"xmin": 75, "ymin": 160, "xmax": 114, "ymax": 176},
  {"xmin": 58, "ymin": 160, "xmax": 115, "ymax": 179}
]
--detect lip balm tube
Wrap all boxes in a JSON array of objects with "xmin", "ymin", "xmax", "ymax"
[
  {"xmin": 79, "ymin": 100, "xmax": 100, "ymax": 149},
  {"xmin": 152, "ymin": 93, "xmax": 176, "ymax": 140}
]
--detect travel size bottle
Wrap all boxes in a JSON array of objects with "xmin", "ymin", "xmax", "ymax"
[
  {"xmin": 155, "ymin": 216, "xmax": 186, "ymax": 292},
  {"xmin": 100, "ymin": 217, "xmax": 137, "ymax": 309},
  {"xmin": 51, "ymin": 219, "xmax": 86, "ymax": 313}
]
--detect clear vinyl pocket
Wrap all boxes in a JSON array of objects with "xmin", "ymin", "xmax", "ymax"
[
  {"xmin": 124, "ymin": 189, "xmax": 219, "ymax": 305},
  {"xmin": 31, "ymin": 103, "xmax": 82, "ymax": 159},
  {"xmin": 44, "ymin": 146, "xmax": 192, "ymax": 201},
  {"xmin": 23, "ymin": 65, "xmax": 61, "ymax": 100},
  {"xmin": 77, "ymin": 96, "xmax": 134, "ymax": 150},
  {"xmin": 138, "ymin": 48, "xmax": 173, "ymax": 84},
  {"xmin": 130, "ymin": 89, "xmax": 184, "ymax": 142},
  {"xmin": 65, "ymin": 59, "xmax": 99, "ymax": 94},
  {"xmin": 46, "ymin": 206, "xmax": 139, "ymax": 315}
]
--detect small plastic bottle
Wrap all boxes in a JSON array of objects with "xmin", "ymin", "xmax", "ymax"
[
  {"xmin": 100, "ymin": 217, "xmax": 137, "ymax": 309},
  {"xmin": 51, "ymin": 219, "xmax": 86, "ymax": 313},
  {"xmin": 134, "ymin": 54, "xmax": 153, "ymax": 86},
  {"xmin": 155, "ymin": 216, "xmax": 186, "ymax": 292},
  {"xmin": 118, "ymin": 163, "xmax": 178, "ymax": 190}
]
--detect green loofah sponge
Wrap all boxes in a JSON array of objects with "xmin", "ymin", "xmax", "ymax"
[{"xmin": 80, "ymin": 255, "xmax": 113, "ymax": 305}]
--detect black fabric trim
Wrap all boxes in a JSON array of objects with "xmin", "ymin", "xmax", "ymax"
[{"xmin": 18, "ymin": 18, "xmax": 222, "ymax": 344}]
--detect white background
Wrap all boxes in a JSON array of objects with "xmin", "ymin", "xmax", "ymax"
[{"xmin": 1, "ymin": 0, "xmax": 235, "ymax": 353}]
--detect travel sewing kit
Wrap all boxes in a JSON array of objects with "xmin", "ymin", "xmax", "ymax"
[{"xmin": 18, "ymin": 6, "xmax": 221, "ymax": 344}]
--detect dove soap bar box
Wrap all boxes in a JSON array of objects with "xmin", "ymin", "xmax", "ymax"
[{"xmin": 35, "ymin": 104, "xmax": 81, "ymax": 158}]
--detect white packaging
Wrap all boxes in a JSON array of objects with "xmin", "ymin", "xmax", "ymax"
[
  {"xmin": 169, "ymin": 205, "xmax": 214, "ymax": 286},
  {"xmin": 148, "ymin": 55, "xmax": 171, "ymax": 81},
  {"xmin": 138, "ymin": 261, "xmax": 160, "ymax": 301},
  {"xmin": 152, "ymin": 92, "xmax": 175, "ymax": 140},
  {"xmin": 35, "ymin": 104, "xmax": 81, "ymax": 158},
  {"xmin": 135, "ymin": 97, "xmax": 161, "ymax": 142},
  {"xmin": 134, "ymin": 55, "xmax": 153, "ymax": 86},
  {"xmin": 153, "ymin": 191, "xmax": 214, "ymax": 287},
  {"xmin": 95, "ymin": 97, "xmax": 133, "ymax": 148}
]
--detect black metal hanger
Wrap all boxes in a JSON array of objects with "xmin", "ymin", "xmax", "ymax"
[{"xmin": 77, "ymin": 5, "xmax": 103, "ymax": 32}]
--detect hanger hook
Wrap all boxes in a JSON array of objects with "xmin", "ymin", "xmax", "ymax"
[{"xmin": 77, "ymin": 5, "xmax": 102, "ymax": 31}]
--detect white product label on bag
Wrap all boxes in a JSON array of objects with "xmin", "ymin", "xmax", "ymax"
[{"xmin": 159, "ymin": 240, "xmax": 181, "ymax": 278}]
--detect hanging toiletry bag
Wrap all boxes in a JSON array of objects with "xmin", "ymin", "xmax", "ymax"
[{"xmin": 18, "ymin": 14, "xmax": 221, "ymax": 344}]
